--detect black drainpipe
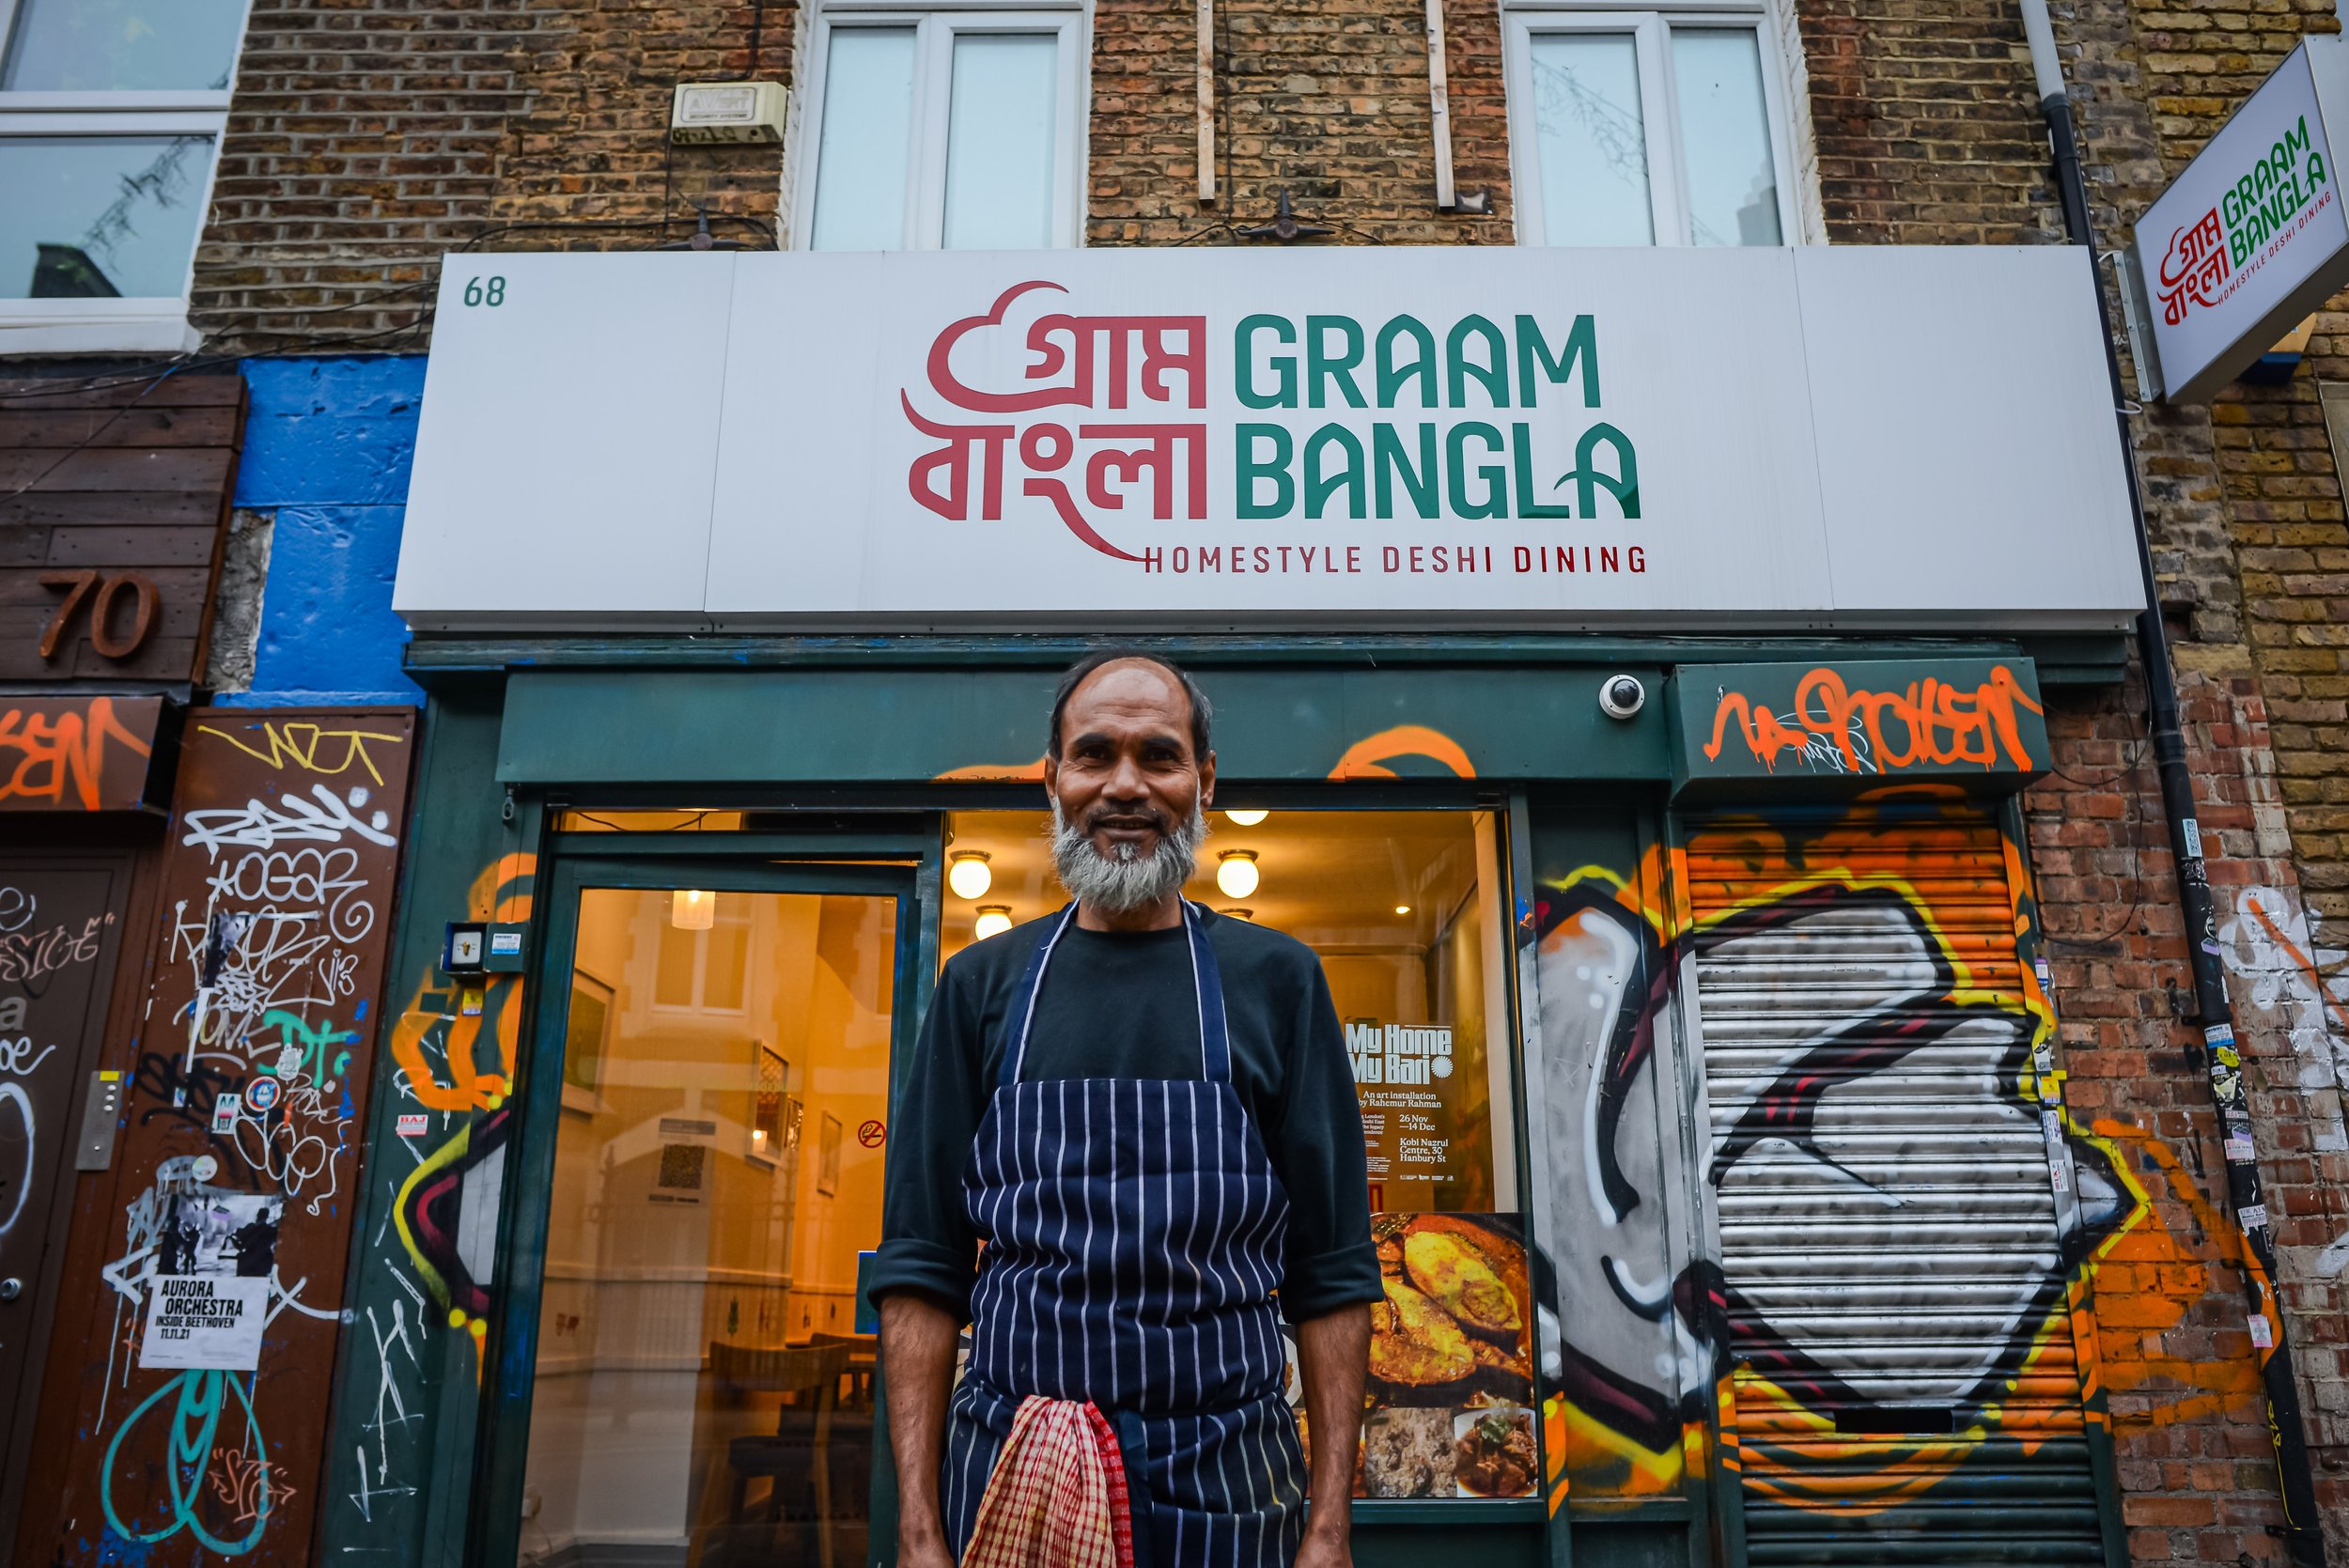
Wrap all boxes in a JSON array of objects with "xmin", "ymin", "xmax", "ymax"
[{"xmin": 2016, "ymin": 5, "xmax": 2328, "ymax": 1562}]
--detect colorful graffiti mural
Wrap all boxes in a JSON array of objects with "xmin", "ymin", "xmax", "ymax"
[
  {"xmin": 1528, "ymin": 791, "xmax": 2279, "ymax": 1559},
  {"xmin": 345, "ymin": 850, "xmax": 535, "ymax": 1526}
]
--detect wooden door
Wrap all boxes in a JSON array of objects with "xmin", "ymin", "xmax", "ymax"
[{"xmin": 0, "ymin": 858, "xmax": 131, "ymax": 1539}]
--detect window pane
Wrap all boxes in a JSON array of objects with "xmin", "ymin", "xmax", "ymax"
[
  {"xmin": 1527, "ymin": 32, "xmax": 1652, "ymax": 246},
  {"xmin": 809, "ymin": 27, "xmax": 917, "ymax": 251},
  {"xmin": 0, "ymin": 135, "xmax": 212, "ymax": 300},
  {"xmin": 1672, "ymin": 27, "xmax": 1781, "ymax": 246},
  {"xmin": 1, "ymin": 0, "xmax": 246, "ymax": 90},
  {"xmin": 941, "ymin": 34, "xmax": 1060, "ymax": 249}
]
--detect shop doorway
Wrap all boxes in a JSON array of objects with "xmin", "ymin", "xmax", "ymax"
[
  {"xmin": 0, "ymin": 855, "xmax": 132, "ymax": 1554},
  {"xmin": 496, "ymin": 852, "xmax": 926, "ymax": 1568}
]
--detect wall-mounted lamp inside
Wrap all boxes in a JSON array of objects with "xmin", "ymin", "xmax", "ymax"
[
  {"xmin": 672, "ymin": 888, "xmax": 716, "ymax": 930},
  {"xmin": 974, "ymin": 906, "xmax": 1014, "ymax": 940}
]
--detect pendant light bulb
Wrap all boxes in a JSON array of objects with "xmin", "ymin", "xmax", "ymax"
[
  {"xmin": 1216, "ymin": 850, "xmax": 1260, "ymax": 900},
  {"xmin": 948, "ymin": 851, "xmax": 993, "ymax": 901},
  {"xmin": 973, "ymin": 906, "xmax": 1013, "ymax": 940},
  {"xmin": 672, "ymin": 888, "xmax": 716, "ymax": 930},
  {"xmin": 1224, "ymin": 808, "xmax": 1268, "ymax": 827}
]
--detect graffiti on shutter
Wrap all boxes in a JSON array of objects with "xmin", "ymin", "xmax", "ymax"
[{"xmin": 1683, "ymin": 803, "xmax": 2111, "ymax": 1564}]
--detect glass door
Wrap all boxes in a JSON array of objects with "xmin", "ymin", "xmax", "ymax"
[{"xmin": 491, "ymin": 856, "xmax": 923, "ymax": 1568}]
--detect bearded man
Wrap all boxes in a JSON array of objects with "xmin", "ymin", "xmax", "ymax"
[{"xmin": 872, "ymin": 651, "xmax": 1378, "ymax": 1568}]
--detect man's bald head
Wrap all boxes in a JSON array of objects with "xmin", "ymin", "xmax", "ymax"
[{"xmin": 1048, "ymin": 650, "xmax": 1213, "ymax": 765}]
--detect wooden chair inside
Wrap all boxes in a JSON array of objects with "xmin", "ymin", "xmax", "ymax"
[{"xmin": 710, "ymin": 1342, "xmax": 853, "ymax": 1568}]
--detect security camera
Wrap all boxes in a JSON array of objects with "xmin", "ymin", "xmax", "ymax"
[{"xmin": 1598, "ymin": 675, "xmax": 1646, "ymax": 721}]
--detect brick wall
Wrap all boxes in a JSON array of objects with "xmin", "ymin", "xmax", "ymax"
[
  {"xmin": 1782, "ymin": 0, "xmax": 2349, "ymax": 1554},
  {"xmin": 1085, "ymin": 0, "xmax": 1513, "ymax": 243},
  {"xmin": 191, "ymin": 0, "xmax": 794, "ymax": 351},
  {"xmin": 2030, "ymin": 675, "xmax": 2349, "ymax": 1562}
]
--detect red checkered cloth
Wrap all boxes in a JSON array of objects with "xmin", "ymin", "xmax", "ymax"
[{"xmin": 962, "ymin": 1395, "xmax": 1136, "ymax": 1568}]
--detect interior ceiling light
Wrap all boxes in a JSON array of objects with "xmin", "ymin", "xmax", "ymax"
[
  {"xmin": 1395, "ymin": 905, "xmax": 1411, "ymax": 916},
  {"xmin": 672, "ymin": 888, "xmax": 716, "ymax": 930},
  {"xmin": 1216, "ymin": 849, "xmax": 1260, "ymax": 900},
  {"xmin": 949, "ymin": 850, "xmax": 993, "ymax": 900},
  {"xmin": 973, "ymin": 905, "xmax": 1014, "ymax": 940},
  {"xmin": 1224, "ymin": 808, "xmax": 1268, "ymax": 827}
]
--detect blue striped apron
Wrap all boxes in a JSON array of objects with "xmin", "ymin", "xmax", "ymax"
[{"xmin": 942, "ymin": 900, "xmax": 1307, "ymax": 1568}]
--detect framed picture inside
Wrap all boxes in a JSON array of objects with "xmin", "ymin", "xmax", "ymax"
[
  {"xmin": 749, "ymin": 1042, "xmax": 787, "ymax": 1167},
  {"xmin": 562, "ymin": 972, "xmax": 614, "ymax": 1114},
  {"xmin": 817, "ymin": 1110, "xmax": 843, "ymax": 1197}
]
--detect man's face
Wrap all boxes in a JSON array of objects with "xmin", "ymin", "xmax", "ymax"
[{"xmin": 1045, "ymin": 660, "xmax": 1216, "ymax": 865}]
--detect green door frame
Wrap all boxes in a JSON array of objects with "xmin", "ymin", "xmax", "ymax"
[{"xmin": 464, "ymin": 841, "xmax": 939, "ymax": 1568}]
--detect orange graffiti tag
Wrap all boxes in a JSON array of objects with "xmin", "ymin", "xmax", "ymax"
[
  {"xmin": 1326, "ymin": 725, "xmax": 1475, "ymax": 780},
  {"xmin": 0, "ymin": 696, "xmax": 152, "ymax": 810},
  {"xmin": 389, "ymin": 853, "xmax": 535, "ymax": 1112},
  {"xmin": 1704, "ymin": 665, "xmax": 2045, "ymax": 775},
  {"xmin": 2248, "ymin": 898, "xmax": 2349, "ymax": 1038}
]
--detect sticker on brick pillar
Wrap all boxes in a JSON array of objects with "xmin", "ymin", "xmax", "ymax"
[
  {"xmin": 2250, "ymin": 1312, "xmax": 2276, "ymax": 1349},
  {"xmin": 2182, "ymin": 816, "xmax": 2204, "ymax": 862},
  {"xmin": 2226, "ymin": 1119, "xmax": 2258, "ymax": 1163},
  {"xmin": 2239, "ymin": 1202, "xmax": 2268, "ymax": 1232}
]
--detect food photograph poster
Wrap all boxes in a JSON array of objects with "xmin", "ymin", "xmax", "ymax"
[{"xmin": 1332, "ymin": 1213, "xmax": 1539, "ymax": 1500}]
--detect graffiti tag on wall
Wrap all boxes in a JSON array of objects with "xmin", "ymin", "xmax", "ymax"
[
  {"xmin": 0, "ymin": 695, "xmax": 164, "ymax": 812},
  {"xmin": 29, "ymin": 711, "xmax": 413, "ymax": 1567},
  {"xmin": 1687, "ymin": 661, "xmax": 2051, "ymax": 781}
]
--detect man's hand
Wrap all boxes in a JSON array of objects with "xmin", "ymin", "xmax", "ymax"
[
  {"xmin": 895, "ymin": 1528, "xmax": 957, "ymax": 1568},
  {"xmin": 880, "ymin": 1292, "xmax": 963, "ymax": 1566},
  {"xmin": 1294, "ymin": 1303, "xmax": 1371, "ymax": 1568},
  {"xmin": 1295, "ymin": 1514, "xmax": 1354, "ymax": 1568}
]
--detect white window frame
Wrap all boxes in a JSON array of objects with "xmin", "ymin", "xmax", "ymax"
[
  {"xmin": 0, "ymin": 0, "xmax": 248, "ymax": 353},
  {"xmin": 1501, "ymin": 1, "xmax": 1802, "ymax": 249},
  {"xmin": 787, "ymin": 0, "xmax": 1087, "ymax": 252}
]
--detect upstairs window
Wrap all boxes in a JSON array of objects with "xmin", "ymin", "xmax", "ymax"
[
  {"xmin": 1504, "ymin": 5, "xmax": 1797, "ymax": 248},
  {"xmin": 792, "ymin": 6, "xmax": 1083, "ymax": 251},
  {"xmin": 0, "ymin": 0, "xmax": 248, "ymax": 350}
]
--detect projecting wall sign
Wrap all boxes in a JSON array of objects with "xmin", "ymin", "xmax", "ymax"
[
  {"xmin": 397, "ymin": 247, "xmax": 2144, "ymax": 631},
  {"xmin": 2130, "ymin": 36, "xmax": 2349, "ymax": 404}
]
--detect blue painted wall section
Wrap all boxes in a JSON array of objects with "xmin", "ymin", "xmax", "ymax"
[{"xmin": 221, "ymin": 354, "xmax": 428, "ymax": 707}]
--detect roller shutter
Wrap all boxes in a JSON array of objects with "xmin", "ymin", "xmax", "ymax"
[{"xmin": 1682, "ymin": 803, "xmax": 2111, "ymax": 1568}]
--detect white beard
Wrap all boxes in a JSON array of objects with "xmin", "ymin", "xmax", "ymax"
[{"xmin": 1050, "ymin": 800, "xmax": 1208, "ymax": 915}]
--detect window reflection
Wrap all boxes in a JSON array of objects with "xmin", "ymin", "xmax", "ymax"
[
  {"xmin": 1672, "ymin": 27, "xmax": 1781, "ymax": 246},
  {"xmin": 941, "ymin": 34, "xmax": 1059, "ymax": 249},
  {"xmin": 0, "ymin": 135, "xmax": 214, "ymax": 300},
  {"xmin": 1529, "ymin": 33, "xmax": 1653, "ymax": 246},
  {"xmin": 521, "ymin": 888, "xmax": 896, "ymax": 1568},
  {"xmin": 808, "ymin": 28, "xmax": 917, "ymax": 251},
  {"xmin": 1, "ymin": 0, "xmax": 246, "ymax": 90}
]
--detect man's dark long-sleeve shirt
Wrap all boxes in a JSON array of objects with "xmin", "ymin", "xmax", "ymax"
[{"xmin": 872, "ymin": 906, "xmax": 1382, "ymax": 1325}]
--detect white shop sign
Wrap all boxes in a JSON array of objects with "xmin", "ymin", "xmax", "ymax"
[
  {"xmin": 396, "ymin": 247, "xmax": 2143, "ymax": 631},
  {"xmin": 2133, "ymin": 37, "xmax": 2349, "ymax": 404}
]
